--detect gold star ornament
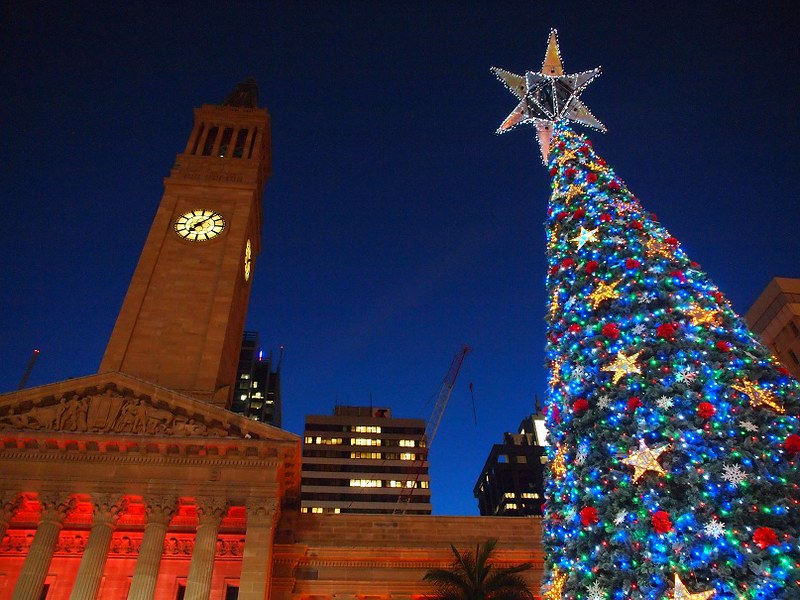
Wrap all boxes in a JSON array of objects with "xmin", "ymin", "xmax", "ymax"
[
  {"xmin": 543, "ymin": 567, "xmax": 567, "ymax": 600},
  {"xmin": 732, "ymin": 379, "xmax": 785, "ymax": 414},
  {"xmin": 683, "ymin": 304, "xmax": 721, "ymax": 328},
  {"xmin": 668, "ymin": 573, "xmax": 715, "ymax": 600},
  {"xmin": 602, "ymin": 349, "xmax": 643, "ymax": 384},
  {"xmin": 571, "ymin": 226, "xmax": 599, "ymax": 250},
  {"xmin": 551, "ymin": 443, "xmax": 567, "ymax": 479},
  {"xmin": 588, "ymin": 280, "xmax": 621, "ymax": 309},
  {"xmin": 621, "ymin": 438, "xmax": 670, "ymax": 483}
]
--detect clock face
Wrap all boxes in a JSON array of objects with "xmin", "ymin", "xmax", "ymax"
[
  {"xmin": 174, "ymin": 209, "xmax": 226, "ymax": 241},
  {"xmin": 244, "ymin": 239, "xmax": 252, "ymax": 281}
]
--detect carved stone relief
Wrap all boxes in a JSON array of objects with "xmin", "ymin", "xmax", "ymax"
[
  {"xmin": 0, "ymin": 389, "xmax": 231, "ymax": 437},
  {"xmin": 0, "ymin": 530, "xmax": 245, "ymax": 558}
]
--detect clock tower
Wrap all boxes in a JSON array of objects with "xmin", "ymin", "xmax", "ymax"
[{"xmin": 99, "ymin": 79, "xmax": 271, "ymax": 408}]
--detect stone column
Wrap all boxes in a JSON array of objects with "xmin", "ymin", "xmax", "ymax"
[
  {"xmin": 238, "ymin": 499, "xmax": 278, "ymax": 600},
  {"xmin": 12, "ymin": 492, "xmax": 75, "ymax": 600},
  {"xmin": 69, "ymin": 493, "xmax": 126, "ymax": 600},
  {"xmin": 127, "ymin": 495, "xmax": 177, "ymax": 600},
  {"xmin": 184, "ymin": 496, "xmax": 228, "ymax": 600},
  {"xmin": 0, "ymin": 491, "xmax": 22, "ymax": 541}
]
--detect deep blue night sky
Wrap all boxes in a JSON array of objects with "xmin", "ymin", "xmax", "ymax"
[{"xmin": 2, "ymin": 2, "xmax": 799, "ymax": 515}]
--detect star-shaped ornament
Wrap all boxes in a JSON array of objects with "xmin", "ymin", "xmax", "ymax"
[
  {"xmin": 621, "ymin": 438, "xmax": 670, "ymax": 482},
  {"xmin": 732, "ymin": 379, "xmax": 785, "ymax": 414},
  {"xmin": 588, "ymin": 280, "xmax": 621, "ymax": 310},
  {"xmin": 571, "ymin": 226, "xmax": 599, "ymax": 250},
  {"xmin": 667, "ymin": 573, "xmax": 715, "ymax": 600},
  {"xmin": 492, "ymin": 29, "xmax": 605, "ymax": 162},
  {"xmin": 561, "ymin": 184, "xmax": 584, "ymax": 202},
  {"xmin": 643, "ymin": 236, "xmax": 674, "ymax": 259},
  {"xmin": 551, "ymin": 444, "xmax": 567, "ymax": 478},
  {"xmin": 549, "ymin": 358, "xmax": 564, "ymax": 388},
  {"xmin": 683, "ymin": 304, "xmax": 721, "ymax": 328},
  {"xmin": 543, "ymin": 567, "xmax": 567, "ymax": 600},
  {"xmin": 602, "ymin": 349, "xmax": 643, "ymax": 384}
]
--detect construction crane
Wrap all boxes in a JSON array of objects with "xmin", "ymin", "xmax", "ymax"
[{"xmin": 394, "ymin": 344, "xmax": 470, "ymax": 514}]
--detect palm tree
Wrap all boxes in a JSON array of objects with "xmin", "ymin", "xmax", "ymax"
[{"xmin": 423, "ymin": 539, "xmax": 534, "ymax": 600}]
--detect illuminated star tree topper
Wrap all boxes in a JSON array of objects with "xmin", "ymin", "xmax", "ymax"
[{"xmin": 492, "ymin": 29, "xmax": 605, "ymax": 162}]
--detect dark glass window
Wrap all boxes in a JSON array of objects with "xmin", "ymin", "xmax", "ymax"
[
  {"xmin": 233, "ymin": 129, "xmax": 248, "ymax": 158},
  {"xmin": 218, "ymin": 127, "xmax": 234, "ymax": 157},
  {"xmin": 202, "ymin": 127, "xmax": 219, "ymax": 156}
]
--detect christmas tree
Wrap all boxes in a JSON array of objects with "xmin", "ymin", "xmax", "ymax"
[{"xmin": 493, "ymin": 31, "xmax": 800, "ymax": 600}]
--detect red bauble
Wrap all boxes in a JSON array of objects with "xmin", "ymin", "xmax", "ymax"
[
  {"xmin": 568, "ymin": 324, "xmax": 582, "ymax": 334},
  {"xmin": 627, "ymin": 397, "xmax": 642, "ymax": 411},
  {"xmin": 573, "ymin": 398, "xmax": 589, "ymax": 413},
  {"xmin": 580, "ymin": 506, "xmax": 599, "ymax": 526},
  {"xmin": 652, "ymin": 510, "xmax": 673, "ymax": 534},
  {"xmin": 549, "ymin": 265, "xmax": 559, "ymax": 276},
  {"xmin": 562, "ymin": 257, "xmax": 576, "ymax": 268},
  {"xmin": 602, "ymin": 323, "xmax": 620, "ymax": 340},
  {"xmin": 753, "ymin": 527, "xmax": 779, "ymax": 549},
  {"xmin": 656, "ymin": 323, "xmax": 677, "ymax": 340},
  {"xmin": 625, "ymin": 258, "xmax": 641, "ymax": 269},
  {"xmin": 713, "ymin": 291, "xmax": 724, "ymax": 305},
  {"xmin": 587, "ymin": 172, "xmax": 598, "ymax": 183},
  {"xmin": 697, "ymin": 402, "xmax": 716, "ymax": 419},
  {"xmin": 578, "ymin": 145, "xmax": 590, "ymax": 155},
  {"xmin": 565, "ymin": 167, "xmax": 577, "ymax": 178},
  {"xmin": 548, "ymin": 403, "xmax": 561, "ymax": 425},
  {"xmin": 664, "ymin": 237, "xmax": 678, "ymax": 247},
  {"xmin": 558, "ymin": 141, "xmax": 566, "ymax": 150},
  {"xmin": 585, "ymin": 260, "xmax": 599, "ymax": 275},
  {"xmin": 779, "ymin": 366, "xmax": 791, "ymax": 376},
  {"xmin": 690, "ymin": 261, "xmax": 700, "ymax": 268},
  {"xmin": 600, "ymin": 213, "xmax": 612, "ymax": 222},
  {"xmin": 573, "ymin": 208, "xmax": 586, "ymax": 219},
  {"xmin": 549, "ymin": 167, "xmax": 558, "ymax": 177},
  {"xmin": 607, "ymin": 180, "xmax": 620, "ymax": 191},
  {"xmin": 669, "ymin": 270, "xmax": 686, "ymax": 283},
  {"xmin": 557, "ymin": 210, "xmax": 569, "ymax": 221},
  {"xmin": 715, "ymin": 340, "xmax": 731, "ymax": 353},
  {"xmin": 785, "ymin": 434, "xmax": 800, "ymax": 454},
  {"xmin": 630, "ymin": 220, "xmax": 643, "ymax": 230}
]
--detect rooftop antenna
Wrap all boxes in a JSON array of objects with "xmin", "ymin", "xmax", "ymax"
[
  {"xmin": 18, "ymin": 349, "xmax": 40, "ymax": 390},
  {"xmin": 277, "ymin": 345, "xmax": 285, "ymax": 370}
]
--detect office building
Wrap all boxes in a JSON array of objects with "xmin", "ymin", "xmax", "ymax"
[
  {"xmin": 474, "ymin": 414, "xmax": 548, "ymax": 516},
  {"xmin": 301, "ymin": 406, "xmax": 431, "ymax": 514},
  {"xmin": 745, "ymin": 277, "xmax": 800, "ymax": 379},
  {"xmin": 232, "ymin": 331, "xmax": 282, "ymax": 427}
]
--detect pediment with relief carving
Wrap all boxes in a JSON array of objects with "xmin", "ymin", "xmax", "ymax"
[{"xmin": 0, "ymin": 372, "xmax": 297, "ymax": 443}]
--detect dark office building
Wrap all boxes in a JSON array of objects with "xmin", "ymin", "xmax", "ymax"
[
  {"xmin": 473, "ymin": 413, "xmax": 548, "ymax": 516},
  {"xmin": 231, "ymin": 331, "xmax": 282, "ymax": 427},
  {"xmin": 301, "ymin": 405, "xmax": 431, "ymax": 514}
]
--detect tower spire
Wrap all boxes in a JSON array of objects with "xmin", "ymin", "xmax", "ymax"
[{"xmin": 223, "ymin": 77, "xmax": 259, "ymax": 108}]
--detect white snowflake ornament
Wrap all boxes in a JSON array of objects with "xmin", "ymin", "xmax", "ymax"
[
  {"xmin": 741, "ymin": 420, "xmax": 759, "ymax": 433},
  {"xmin": 656, "ymin": 395, "xmax": 675, "ymax": 410},
  {"xmin": 586, "ymin": 581, "xmax": 607, "ymax": 600},
  {"xmin": 703, "ymin": 518, "xmax": 726, "ymax": 539},
  {"xmin": 721, "ymin": 463, "xmax": 747, "ymax": 486},
  {"xmin": 613, "ymin": 509, "xmax": 628, "ymax": 525},
  {"xmin": 571, "ymin": 365, "xmax": 586, "ymax": 381},
  {"xmin": 631, "ymin": 323, "xmax": 647, "ymax": 336},
  {"xmin": 598, "ymin": 394, "xmax": 612, "ymax": 409},
  {"xmin": 674, "ymin": 366, "xmax": 697, "ymax": 384}
]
